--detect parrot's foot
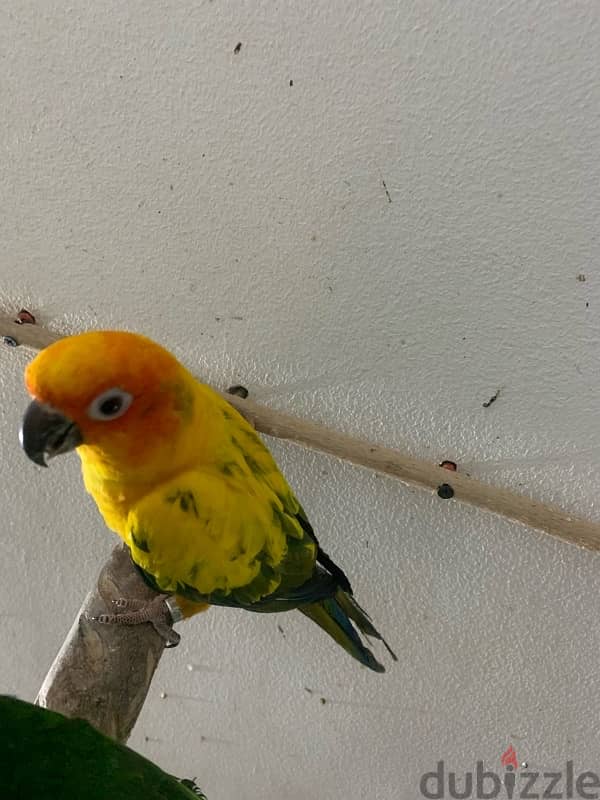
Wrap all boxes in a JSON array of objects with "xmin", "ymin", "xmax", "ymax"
[{"xmin": 91, "ymin": 595, "xmax": 182, "ymax": 647}]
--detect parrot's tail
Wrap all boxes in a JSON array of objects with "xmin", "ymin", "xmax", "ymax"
[{"xmin": 299, "ymin": 591, "xmax": 397, "ymax": 673}]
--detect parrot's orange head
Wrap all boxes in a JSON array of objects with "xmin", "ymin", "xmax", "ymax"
[{"xmin": 20, "ymin": 330, "xmax": 194, "ymax": 470}]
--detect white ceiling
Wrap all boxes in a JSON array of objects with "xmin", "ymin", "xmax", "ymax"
[{"xmin": 2, "ymin": 1, "xmax": 600, "ymax": 798}]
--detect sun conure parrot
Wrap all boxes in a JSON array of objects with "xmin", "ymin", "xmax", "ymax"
[
  {"xmin": 20, "ymin": 331, "xmax": 396, "ymax": 672},
  {"xmin": 0, "ymin": 694, "xmax": 207, "ymax": 799}
]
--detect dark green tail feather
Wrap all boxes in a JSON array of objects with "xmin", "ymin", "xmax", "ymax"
[
  {"xmin": 299, "ymin": 591, "xmax": 391, "ymax": 673},
  {"xmin": 336, "ymin": 592, "xmax": 399, "ymax": 662}
]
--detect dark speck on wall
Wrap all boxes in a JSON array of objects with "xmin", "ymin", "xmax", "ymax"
[
  {"xmin": 289, "ymin": 79, "xmax": 294, "ymax": 86},
  {"xmin": 233, "ymin": 42, "xmax": 242, "ymax": 54},
  {"xmin": 227, "ymin": 384, "xmax": 249, "ymax": 399},
  {"xmin": 482, "ymin": 388, "xmax": 501, "ymax": 408},
  {"xmin": 382, "ymin": 179, "xmax": 392, "ymax": 203}
]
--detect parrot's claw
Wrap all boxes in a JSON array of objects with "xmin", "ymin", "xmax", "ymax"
[
  {"xmin": 90, "ymin": 595, "xmax": 182, "ymax": 648},
  {"xmin": 110, "ymin": 597, "xmax": 147, "ymax": 611}
]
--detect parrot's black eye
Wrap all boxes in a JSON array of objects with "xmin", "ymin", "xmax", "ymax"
[
  {"xmin": 101, "ymin": 396, "xmax": 122, "ymax": 415},
  {"xmin": 87, "ymin": 388, "xmax": 133, "ymax": 421}
]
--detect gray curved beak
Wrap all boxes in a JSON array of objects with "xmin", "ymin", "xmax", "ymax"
[{"xmin": 19, "ymin": 400, "xmax": 83, "ymax": 467}]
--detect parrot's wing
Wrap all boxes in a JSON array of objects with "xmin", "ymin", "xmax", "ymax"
[
  {"xmin": 0, "ymin": 695, "xmax": 205, "ymax": 799},
  {"xmin": 295, "ymin": 504, "xmax": 354, "ymax": 595},
  {"xmin": 219, "ymin": 401, "xmax": 356, "ymax": 595},
  {"xmin": 127, "ymin": 467, "xmax": 338, "ymax": 610}
]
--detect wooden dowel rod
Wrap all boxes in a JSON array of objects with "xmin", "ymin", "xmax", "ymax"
[{"xmin": 3, "ymin": 312, "xmax": 600, "ymax": 551}]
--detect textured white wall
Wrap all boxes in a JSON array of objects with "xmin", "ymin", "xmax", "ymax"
[{"xmin": 2, "ymin": 1, "xmax": 600, "ymax": 798}]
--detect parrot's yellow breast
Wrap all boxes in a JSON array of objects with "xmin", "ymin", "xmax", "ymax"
[{"xmin": 78, "ymin": 381, "xmax": 310, "ymax": 600}]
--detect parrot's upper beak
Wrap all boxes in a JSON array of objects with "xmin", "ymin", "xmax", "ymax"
[{"xmin": 19, "ymin": 400, "xmax": 83, "ymax": 467}]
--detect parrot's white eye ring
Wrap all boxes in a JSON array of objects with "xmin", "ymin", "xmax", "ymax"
[{"xmin": 87, "ymin": 388, "xmax": 133, "ymax": 421}]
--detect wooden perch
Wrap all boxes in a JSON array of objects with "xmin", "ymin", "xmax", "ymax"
[
  {"xmin": 3, "ymin": 311, "xmax": 600, "ymax": 553},
  {"xmin": 36, "ymin": 543, "xmax": 165, "ymax": 741}
]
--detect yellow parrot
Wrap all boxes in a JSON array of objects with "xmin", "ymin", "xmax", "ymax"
[{"xmin": 20, "ymin": 331, "xmax": 396, "ymax": 672}]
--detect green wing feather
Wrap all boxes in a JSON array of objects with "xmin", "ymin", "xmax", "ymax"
[{"xmin": 0, "ymin": 695, "xmax": 206, "ymax": 800}]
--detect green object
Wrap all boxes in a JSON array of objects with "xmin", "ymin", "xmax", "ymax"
[{"xmin": 0, "ymin": 695, "xmax": 206, "ymax": 800}]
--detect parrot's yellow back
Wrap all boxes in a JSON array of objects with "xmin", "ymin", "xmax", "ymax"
[{"xmin": 22, "ymin": 330, "xmax": 396, "ymax": 671}]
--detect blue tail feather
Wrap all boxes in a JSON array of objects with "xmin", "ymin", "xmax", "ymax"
[{"xmin": 299, "ymin": 595, "xmax": 387, "ymax": 672}]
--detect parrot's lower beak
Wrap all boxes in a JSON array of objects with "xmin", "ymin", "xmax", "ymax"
[{"xmin": 19, "ymin": 400, "xmax": 83, "ymax": 467}]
